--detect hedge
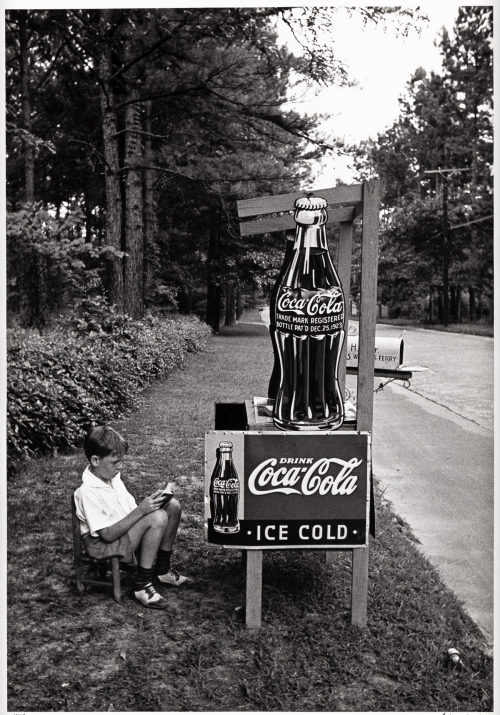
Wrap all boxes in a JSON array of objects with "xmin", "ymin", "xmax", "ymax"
[{"xmin": 7, "ymin": 307, "xmax": 211, "ymax": 464}]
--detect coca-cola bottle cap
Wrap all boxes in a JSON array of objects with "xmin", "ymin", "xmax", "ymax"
[
  {"xmin": 219, "ymin": 441, "xmax": 233, "ymax": 451},
  {"xmin": 295, "ymin": 196, "xmax": 328, "ymax": 211}
]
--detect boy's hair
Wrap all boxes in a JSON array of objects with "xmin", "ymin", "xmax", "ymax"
[{"xmin": 84, "ymin": 425, "xmax": 129, "ymax": 461}]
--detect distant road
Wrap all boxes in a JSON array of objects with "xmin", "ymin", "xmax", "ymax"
[
  {"xmin": 377, "ymin": 323, "xmax": 494, "ymax": 430},
  {"xmin": 364, "ymin": 325, "xmax": 494, "ymax": 645}
]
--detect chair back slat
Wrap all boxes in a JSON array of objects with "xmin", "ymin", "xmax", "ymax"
[{"xmin": 71, "ymin": 495, "xmax": 84, "ymax": 559}]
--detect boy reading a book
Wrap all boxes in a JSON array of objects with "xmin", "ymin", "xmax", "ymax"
[{"xmin": 74, "ymin": 425, "xmax": 187, "ymax": 609}]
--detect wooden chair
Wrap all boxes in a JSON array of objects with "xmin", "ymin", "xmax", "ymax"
[{"xmin": 71, "ymin": 495, "xmax": 126, "ymax": 603}]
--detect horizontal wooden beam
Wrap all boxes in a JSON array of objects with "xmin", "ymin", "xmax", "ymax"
[
  {"xmin": 237, "ymin": 184, "xmax": 363, "ymax": 219},
  {"xmin": 240, "ymin": 205, "xmax": 355, "ymax": 237}
]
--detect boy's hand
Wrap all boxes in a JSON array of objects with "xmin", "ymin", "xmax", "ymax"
[{"xmin": 139, "ymin": 490, "xmax": 166, "ymax": 514}]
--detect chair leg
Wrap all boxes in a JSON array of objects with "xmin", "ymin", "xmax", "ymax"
[
  {"xmin": 111, "ymin": 557, "xmax": 122, "ymax": 603},
  {"xmin": 74, "ymin": 556, "xmax": 85, "ymax": 595}
]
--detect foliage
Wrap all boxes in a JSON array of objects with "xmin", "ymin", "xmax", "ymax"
[
  {"xmin": 6, "ymin": 203, "xmax": 123, "ymax": 329},
  {"xmin": 355, "ymin": 7, "xmax": 493, "ymax": 323},
  {"xmin": 7, "ymin": 307, "xmax": 211, "ymax": 464},
  {"xmin": 5, "ymin": 8, "xmax": 427, "ymax": 328}
]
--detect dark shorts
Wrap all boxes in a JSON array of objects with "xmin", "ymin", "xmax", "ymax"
[{"xmin": 83, "ymin": 532, "xmax": 136, "ymax": 565}]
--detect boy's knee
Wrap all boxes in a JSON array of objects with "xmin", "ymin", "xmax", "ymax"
[
  {"xmin": 166, "ymin": 498, "xmax": 182, "ymax": 518},
  {"xmin": 150, "ymin": 509, "xmax": 169, "ymax": 529}
]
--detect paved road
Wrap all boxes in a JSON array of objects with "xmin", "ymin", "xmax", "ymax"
[
  {"xmin": 360, "ymin": 325, "xmax": 494, "ymax": 646},
  {"xmin": 376, "ymin": 324, "xmax": 494, "ymax": 430}
]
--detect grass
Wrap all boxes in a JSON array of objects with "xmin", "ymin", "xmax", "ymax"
[
  {"xmin": 376, "ymin": 317, "xmax": 494, "ymax": 338},
  {"xmin": 7, "ymin": 314, "xmax": 493, "ymax": 712}
]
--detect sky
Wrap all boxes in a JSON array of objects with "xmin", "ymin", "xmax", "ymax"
[{"xmin": 276, "ymin": 3, "xmax": 476, "ymax": 185}]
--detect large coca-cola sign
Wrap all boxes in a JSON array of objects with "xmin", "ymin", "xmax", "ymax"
[
  {"xmin": 270, "ymin": 196, "xmax": 346, "ymax": 431},
  {"xmin": 205, "ymin": 431, "xmax": 370, "ymax": 548}
]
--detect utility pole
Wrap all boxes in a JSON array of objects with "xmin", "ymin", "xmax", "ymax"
[{"xmin": 424, "ymin": 168, "xmax": 467, "ymax": 326}]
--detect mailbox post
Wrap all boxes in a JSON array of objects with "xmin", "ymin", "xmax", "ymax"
[{"xmin": 205, "ymin": 180, "xmax": 380, "ymax": 629}]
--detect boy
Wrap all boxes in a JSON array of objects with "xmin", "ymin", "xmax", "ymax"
[{"xmin": 74, "ymin": 425, "xmax": 188, "ymax": 609}]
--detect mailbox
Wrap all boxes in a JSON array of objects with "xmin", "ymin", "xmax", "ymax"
[{"xmin": 346, "ymin": 335, "xmax": 404, "ymax": 370}]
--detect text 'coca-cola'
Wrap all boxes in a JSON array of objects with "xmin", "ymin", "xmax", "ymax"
[
  {"xmin": 248, "ymin": 456, "xmax": 362, "ymax": 496},
  {"xmin": 276, "ymin": 287, "xmax": 344, "ymax": 336}
]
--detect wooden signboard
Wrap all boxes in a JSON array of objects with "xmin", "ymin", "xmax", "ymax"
[{"xmin": 205, "ymin": 431, "xmax": 371, "ymax": 549}]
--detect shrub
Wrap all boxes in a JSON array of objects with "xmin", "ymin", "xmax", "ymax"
[{"xmin": 7, "ymin": 309, "xmax": 211, "ymax": 465}]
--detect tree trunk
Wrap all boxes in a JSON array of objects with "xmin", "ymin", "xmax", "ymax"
[
  {"xmin": 19, "ymin": 11, "xmax": 34, "ymax": 203},
  {"xmin": 143, "ymin": 100, "xmax": 157, "ymax": 308},
  {"xmin": 123, "ymin": 30, "xmax": 144, "ymax": 319},
  {"xmin": 225, "ymin": 283, "xmax": 235, "ymax": 326},
  {"xmin": 206, "ymin": 284, "xmax": 223, "ymax": 332},
  {"xmin": 469, "ymin": 286, "xmax": 476, "ymax": 322},
  {"xmin": 178, "ymin": 289, "xmax": 190, "ymax": 313},
  {"xmin": 84, "ymin": 183, "xmax": 93, "ymax": 243},
  {"xmin": 99, "ymin": 10, "xmax": 124, "ymax": 310},
  {"xmin": 437, "ymin": 289, "xmax": 443, "ymax": 324},
  {"xmin": 206, "ymin": 206, "xmax": 222, "ymax": 331},
  {"xmin": 450, "ymin": 284, "xmax": 456, "ymax": 322},
  {"xmin": 456, "ymin": 285, "xmax": 462, "ymax": 323},
  {"xmin": 236, "ymin": 288, "xmax": 243, "ymax": 319}
]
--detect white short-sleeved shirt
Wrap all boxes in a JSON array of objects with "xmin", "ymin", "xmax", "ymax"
[{"xmin": 74, "ymin": 466, "xmax": 137, "ymax": 537}]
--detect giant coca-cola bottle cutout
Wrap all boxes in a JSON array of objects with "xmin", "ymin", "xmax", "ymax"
[
  {"xmin": 209, "ymin": 442, "xmax": 240, "ymax": 534},
  {"xmin": 273, "ymin": 196, "xmax": 345, "ymax": 431},
  {"xmin": 268, "ymin": 230, "xmax": 295, "ymax": 399}
]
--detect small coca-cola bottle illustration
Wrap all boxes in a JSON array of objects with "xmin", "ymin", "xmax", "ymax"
[
  {"xmin": 268, "ymin": 230, "xmax": 295, "ymax": 399},
  {"xmin": 209, "ymin": 442, "xmax": 240, "ymax": 534},
  {"xmin": 273, "ymin": 196, "xmax": 345, "ymax": 431}
]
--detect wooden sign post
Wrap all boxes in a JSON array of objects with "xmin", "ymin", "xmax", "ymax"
[{"xmin": 205, "ymin": 181, "xmax": 380, "ymax": 629}]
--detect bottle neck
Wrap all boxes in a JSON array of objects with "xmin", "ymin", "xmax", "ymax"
[
  {"xmin": 293, "ymin": 207, "xmax": 328, "ymax": 251},
  {"xmin": 293, "ymin": 223, "xmax": 328, "ymax": 251},
  {"xmin": 282, "ymin": 222, "xmax": 338, "ymax": 289}
]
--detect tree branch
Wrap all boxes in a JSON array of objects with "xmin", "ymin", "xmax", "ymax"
[{"xmin": 30, "ymin": 41, "xmax": 70, "ymax": 97}]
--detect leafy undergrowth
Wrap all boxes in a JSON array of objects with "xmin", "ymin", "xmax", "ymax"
[
  {"xmin": 7, "ymin": 301, "xmax": 211, "ymax": 464},
  {"xmin": 8, "ymin": 315, "xmax": 492, "ymax": 712}
]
